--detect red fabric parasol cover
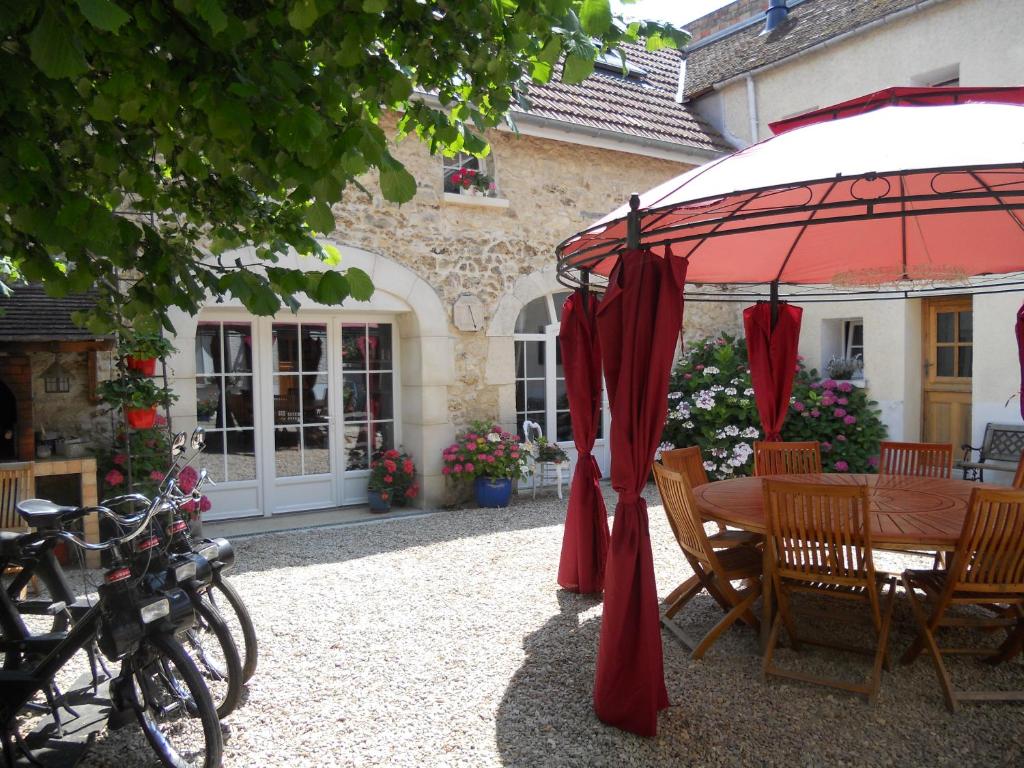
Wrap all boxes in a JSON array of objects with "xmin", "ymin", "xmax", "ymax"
[
  {"xmin": 744, "ymin": 302, "xmax": 803, "ymax": 442},
  {"xmin": 1017, "ymin": 302, "xmax": 1024, "ymax": 421},
  {"xmin": 593, "ymin": 248, "xmax": 686, "ymax": 736},
  {"xmin": 557, "ymin": 290, "xmax": 611, "ymax": 594}
]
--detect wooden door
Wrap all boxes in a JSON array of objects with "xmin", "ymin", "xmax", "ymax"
[{"xmin": 922, "ymin": 297, "xmax": 972, "ymax": 448}]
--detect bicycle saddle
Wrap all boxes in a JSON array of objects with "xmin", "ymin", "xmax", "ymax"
[
  {"xmin": 0, "ymin": 530, "xmax": 28, "ymax": 558},
  {"xmin": 16, "ymin": 498, "xmax": 87, "ymax": 529}
]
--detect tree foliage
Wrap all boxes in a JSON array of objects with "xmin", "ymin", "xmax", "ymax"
[{"xmin": 0, "ymin": 0, "xmax": 686, "ymax": 332}]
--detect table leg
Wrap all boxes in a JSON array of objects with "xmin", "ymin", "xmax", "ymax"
[
  {"xmin": 760, "ymin": 543, "xmax": 772, "ymax": 653},
  {"xmin": 80, "ymin": 468, "xmax": 100, "ymax": 568}
]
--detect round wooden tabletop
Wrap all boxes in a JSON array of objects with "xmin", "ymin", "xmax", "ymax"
[{"xmin": 692, "ymin": 473, "xmax": 994, "ymax": 551}]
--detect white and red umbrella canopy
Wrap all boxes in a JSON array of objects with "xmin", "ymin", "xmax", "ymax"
[{"xmin": 556, "ymin": 87, "xmax": 1024, "ymax": 294}]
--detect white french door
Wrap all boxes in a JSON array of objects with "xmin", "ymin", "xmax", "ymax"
[{"xmin": 199, "ymin": 313, "xmax": 397, "ymax": 518}]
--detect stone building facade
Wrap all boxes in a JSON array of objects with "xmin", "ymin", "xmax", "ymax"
[{"xmin": 160, "ymin": 45, "xmax": 741, "ymax": 521}]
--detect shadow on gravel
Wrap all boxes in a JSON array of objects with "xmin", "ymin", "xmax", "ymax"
[
  {"xmin": 495, "ymin": 591, "xmax": 1024, "ymax": 768},
  {"xmin": 226, "ymin": 491, "xmax": 586, "ymax": 577}
]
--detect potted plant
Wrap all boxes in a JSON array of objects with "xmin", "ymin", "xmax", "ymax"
[
  {"xmin": 449, "ymin": 167, "xmax": 497, "ymax": 197},
  {"xmin": 120, "ymin": 333, "xmax": 176, "ymax": 376},
  {"xmin": 825, "ymin": 354, "xmax": 863, "ymax": 381},
  {"xmin": 442, "ymin": 420, "xmax": 529, "ymax": 508},
  {"xmin": 97, "ymin": 373, "xmax": 178, "ymax": 430},
  {"xmin": 366, "ymin": 448, "xmax": 419, "ymax": 512},
  {"xmin": 533, "ymin": 436, "xmax": 569, "ymax": 464}
]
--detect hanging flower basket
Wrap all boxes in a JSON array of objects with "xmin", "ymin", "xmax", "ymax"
[
  {"xmin": 125, "ymin": 406, "xmax": 158, "ymax": 430},
  {"xmin": 126, "ymin": 356, "xmax": 157, "ymax": 376}
]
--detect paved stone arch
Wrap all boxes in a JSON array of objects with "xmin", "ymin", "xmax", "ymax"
[
  {"xmin": 484, "ymin": 266, "xmax": 567, "ymax": 430},
  {"xmin": 163, "ymin": 243, "xmax": 454, "ymax": 509}
]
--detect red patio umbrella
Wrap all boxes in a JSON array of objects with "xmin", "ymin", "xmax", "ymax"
[
  {"xmin": 554, "ymin": 87, "xmax": 1024, "ymax": 737},
  {"xmin": 592, "ymin": 243, "xmax": 686, "ymax": 736},
  {"xmin": 743, "ymin": 301, "xmax": 803, "ymax": 441},
  {"xmin": 557, "ymin": 289, "xmax": 610, "ymax": 594}
]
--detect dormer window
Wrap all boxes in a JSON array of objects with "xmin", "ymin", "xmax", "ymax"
[
  {"xmin": 594, "ymin": 50, "xmax": 647, "ymax": 79},
  {"xmin": 443, "ymin": 152, "xmax": 497, "ymax": 198}
]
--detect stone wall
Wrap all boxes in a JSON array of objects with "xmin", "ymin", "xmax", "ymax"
[
  {"xmin": 30, "ymin": 350, "xmax": 115, "ymax": 447},
  {"xmin": 331, "ymin": 124, "xmax": 742, "ymax": 428}
]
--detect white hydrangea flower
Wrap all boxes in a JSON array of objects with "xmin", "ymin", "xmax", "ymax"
[
  {"xmin": 655, "ymin": 441, "xmax": 674, "ymax": 460},
  {"xmin": 667, "ymin": 392, "xmax": 683, "ymax": 400},
  {"xmin": 703, "ymin": 366, "xmax": 720, "ymax": 375},
  {"xmin": 703, "ymin": 460, "xmax": 716, "ymax": 472},
  {"xmin": 710, "ymin": 384, "xmax": 725, "ymax": 393},
  {"xmin": 724, "ymin": 387, "xmax": 737, "ymax": 396},
  {"xmin": 743, "ymin": 388, "xmax": 755, "ymax": 396},
  {"xmin": 486, "ymin": 432, "xmax": 501, "ymax": 443},
  {"xmin": 721, "ymin": 464, "xmax": 734, "ymax": 474},
  {"xmin": 741, "ymin": 427, "xmax": 760, "ymax": 438},
  {"xmin": 724, "ymin": 425, "xmax": 740, "ymax": 437},
  {"xmin": 683, "ymin": 421, "xmax": 694, "ymax": 429}
]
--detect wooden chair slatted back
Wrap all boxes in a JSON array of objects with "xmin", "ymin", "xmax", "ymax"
[
  {"xmin": 762, "ymin": 479, "xmax": 874, "ymax": 585},
  {"xmin": 878, "ymin": 441, "xmax": 953, "ymax": 479},
  {"xmin": 0, "ymin": 463, "xmax": 34, "ymax": 531},
  {"xmin": 653, "ymin": 463, "xmax": 717, "ymax": 568},
  {"xmin": 946, "ymin": 488, "xmax": 1024, "ymax": 594},
  {"xmin": 660, "ymin": 447, "xmax": 709, "ymax": 488},
  {"xmin": 754, "ymin": 441, "xmax": 822, "ymax": 477}
]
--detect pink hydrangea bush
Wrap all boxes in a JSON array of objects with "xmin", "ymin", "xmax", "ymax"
[{"xmin": 442, "ymin": 420, "xmax": 528, "ymax": 481}]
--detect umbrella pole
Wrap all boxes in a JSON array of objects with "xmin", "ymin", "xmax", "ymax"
[
  {"xmin": 769, "ymin": 280, "xmax": 780, "ymax": 330},
  {"xmin": 626, "ymin": 193, "xmax": 641, "ymax": 250}
]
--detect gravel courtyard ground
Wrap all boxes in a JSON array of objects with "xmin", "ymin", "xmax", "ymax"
[{"xmin": 78, "ymin": 483, "xmax": 1024, "ymax": 767}]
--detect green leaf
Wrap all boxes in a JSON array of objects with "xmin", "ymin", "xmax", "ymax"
[
  {"xmin": 362, "ymin": 0, "xmax": 388, "ymax": 12},
  {"xmin": 561, "ymin": 52, "xmax": 594, "ymax": 84},
  {"xmin": 28, "ymin": 6, "xmax": 89, "ymax": 79},
  {"xmin": 378, "ymin": 155, "xmax": 416, "ymax": 204},
  {"xmin": 76, "ymin": 0, "xmax": 130, "ymax": 32},
  {"xmin": 196, "ymin": 0, "xmax": 228, "ymax": 34},
  {"xmin": 322, "ymin": 243, "xmax": 342, "ymax": 267},
  {"xmin": 308, "ymin": 271, "xmax": 350, "ymax": 304},
  {"xmin": 287, "ymin": 0, "xmax": 320, "ymax": 30},
  {"xmin": 305, "ymin": 201, "xmax": 335, "ymax": 234},
  {"xmin": 579, "ymin": 0, "xmax": 612, "ymax": 36},
  {"xmin": 345, "ymin": 267, "xmax": 374, "ymax": 301}
]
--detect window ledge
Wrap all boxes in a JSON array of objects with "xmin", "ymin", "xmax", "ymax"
[{"xmin": 442, "ymin": 192, "xmax": 510, "ymax": 209}]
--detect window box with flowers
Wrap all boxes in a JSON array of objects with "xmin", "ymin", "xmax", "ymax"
[
  {"xmin": 442, "ymin": 152, "xmax": 509, "ymax": 208},
  {"xmin": 366, "ymin": 448, "xmax": 419, "ymax": 512}
]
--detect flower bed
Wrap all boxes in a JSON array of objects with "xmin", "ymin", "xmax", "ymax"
[{"xmin": 661, "ymin": 334, "xmax": 887, "ymax": 479}]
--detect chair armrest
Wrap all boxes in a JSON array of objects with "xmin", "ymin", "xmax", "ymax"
[{"xmin": 961, "ymin": 444, "xmax": 982, "ymax": 461}]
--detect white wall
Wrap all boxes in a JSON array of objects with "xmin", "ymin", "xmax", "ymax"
[
  {"xmin": 697, "ymin": 0, "xmax": 1024, "ymax": 145},
  {"xmin": 797, "ymin": 299, "xmax": 922, "ymax": 441}
]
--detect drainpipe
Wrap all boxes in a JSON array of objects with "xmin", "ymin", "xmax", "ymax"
[{"xmin": 746, "ymin": 75, "xmax": 759, "ymax": 144}]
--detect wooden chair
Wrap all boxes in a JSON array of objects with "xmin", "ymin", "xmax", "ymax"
[
  {"xmin": 0, "ymin": 462, "xmax": 33, "ymax": 531},
  {"xmin": 1, "ymin": 462, "xmax": 35, "ymax": 597},
  {"xmin": 652, "ymin": 463, "xmax": 762, "ymax": 659},
  {"xmin": 878, "ymin": 441, "xmax": 953, "ymax": 478},
  {"xmin": 1013, "ymin": 453, "xmax": 1024, "ymax": 489},
  {"xmin": 753, "ymin": 441, "xmax": 822, "ymax": 476},
  {"xmin": 900, "ymin": 487, "xmax": 1024, "ymax": 711},
  {"xmin": 661, "ymin": 446, "xmax": 761, "ymax": 544},
  {"xmin": 761, "ymin": 478, "xmax": 897, "ymax": 700}
]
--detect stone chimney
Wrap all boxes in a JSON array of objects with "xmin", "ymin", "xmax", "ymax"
[{"xmin": 685, "ymin": 0, "xmax": 769, "ymax": 44}]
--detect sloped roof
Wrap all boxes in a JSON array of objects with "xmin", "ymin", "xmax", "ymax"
[
  {"xmin": 0, "ymin": 284, "xmax": 108, "ymax": 342},
  {"xmin": 518, "ymin": 43, "xmax": 731, "ymax": 154},
  {"xmin": 683, "ymin": 0, "xmax": 944, "ymax": 99}
]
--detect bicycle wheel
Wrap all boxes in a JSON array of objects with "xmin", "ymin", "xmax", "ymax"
[
  {"xmin": 179, "ymin": 597, "xmax": 242, "ymax": 718},
  {"xmin": 206, "ymin": 577, "xmax": 257, "ymax": 683},
  {"xmin": 130, "ymin": 632, "xmax": 223, "ymax": 768}
]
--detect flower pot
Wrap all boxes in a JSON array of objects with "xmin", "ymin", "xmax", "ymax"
[
  {"xmin": 474, "ymin": 477, "xmax": 513, "ymax": 508},
  {"xmin": 126, "ymin": 356, "xmax": 157, "ymax": 376},
  {"xmin": 367, "ymin": 490, "xmax": 391, "ymax": 513},
  {"xmin": 125, "ymin": 406, "xmax": 158, "ymax": 430}
]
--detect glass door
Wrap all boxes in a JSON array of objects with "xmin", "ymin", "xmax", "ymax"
[
  {"xmin": 268, "ymin": 322, "xmax": 334, "ymax": 513},
  {"xmin": 339, "ymin": 323, "xmax": 395, "ymax": 504}
]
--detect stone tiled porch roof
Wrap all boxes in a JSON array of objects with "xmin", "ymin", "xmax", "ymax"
[
  {"xmin": 683, "ymin": 0, "xmax": 945, "ymax": 99},
  {"xmin": 0, "ymin": 284, "xmax": 108, "ymax": 342}
]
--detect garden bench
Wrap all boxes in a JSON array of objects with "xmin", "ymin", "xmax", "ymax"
[{"xmin": 960, "ymin": 423, "xmax": 1024, "ymax": 481}]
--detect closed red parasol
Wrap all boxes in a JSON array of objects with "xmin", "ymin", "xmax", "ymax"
[{"xmin": 557, "ymin": 289, "xmax": 610, "ymax": 594}]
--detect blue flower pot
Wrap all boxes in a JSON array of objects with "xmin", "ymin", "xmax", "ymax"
[
  {"xmin": 474, "ymin": 477, "xmax": 513, "ymax": 508},
  {"xmin": 367, "ymin": 490, "xmax": 391, "ymax": 513}
]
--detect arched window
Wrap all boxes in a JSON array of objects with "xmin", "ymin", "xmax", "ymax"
[
  {"xmin": 443, "ymin": 151, "xmax": 498, "ymax": 197},
  {"xmin": 514, "ymin": 291, "xmax": 606, "ymax": 444}
]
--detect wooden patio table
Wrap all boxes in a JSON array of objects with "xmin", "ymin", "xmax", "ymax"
[{"xmin": 691, "ymin": 472, "xmax": 1001, "ymax": 649}]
